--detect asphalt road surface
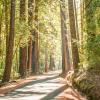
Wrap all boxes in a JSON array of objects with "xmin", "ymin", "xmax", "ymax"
[{"xmin": 0, "ymin": 71, "xmax": 67, "ymax": 100}]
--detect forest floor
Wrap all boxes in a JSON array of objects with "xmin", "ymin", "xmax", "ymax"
[{"xmin": 0, "ymin": 70, "xmax": 86, "ymax": 100}]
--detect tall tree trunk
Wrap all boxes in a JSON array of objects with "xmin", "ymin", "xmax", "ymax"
[
  {"xmin": 5, "ymin": 0, "xmax": 9, "ymax": 47},
  {"xmin": 74, "ymin": 0, "xmax": 79, "ymax": 41},
  {"xmin": 80, "ymin": 0, "xmax": 84, "ymax": 45},
  {"xmin": 27, "ymin": 38, "xmax": 32, "ymax": 75},
  {"xmin": 32, "ymin": 0, "xmax": 39, "ymax": 74},
  {"xmin": 2, "ymin": 0, "xmax": 15, "ymax": 83},
  {"xmin": 0, "ymin": 9, "xmax": 3, "ymax": 54},
  {"xmin": 45, "ymin": 43, "xmax": 48, "ymax": 72},
  {"xmin": 80, "ymin": 0, "xmax": 84, "ymax": 68},
  {"xmin": 19, "ymin": 0, "xmax": 27, "ymax": 78},
  {"xmin": 27, "ymin": 0, "xmax": 35, "ymax": 75},
  {"xmin": 68, "ymin": 0, "xmax": 80, "ymax": 69},
  {"xmin": 49, "ymin": 53, "xmax": 55, "ymax": 71},
  {"xmin": 60, "ymin": 0, "xmax": 70, "ymax": 73}
]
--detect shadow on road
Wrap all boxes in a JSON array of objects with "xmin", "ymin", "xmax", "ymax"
[
  {"xmin": 40, "ymin": 85, "xmax": 68, "ymax": 100},
  {"xmin": 0, "ymin": 75, "xmax": 59, "ymax": 98}
]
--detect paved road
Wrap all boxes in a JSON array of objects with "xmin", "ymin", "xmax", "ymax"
[{"xmin": 0, "ymin": 71, "xmax": 67, "ymax": 100}]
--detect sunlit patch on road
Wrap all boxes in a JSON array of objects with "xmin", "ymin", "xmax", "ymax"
[{"xmin": 0, "ymin": 71, "xmax": 67, "ymax": 100}]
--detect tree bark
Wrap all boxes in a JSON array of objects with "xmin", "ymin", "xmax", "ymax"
[
  {"xmin": 49, "ymin": 53, "xmax": 55, "ymax": 71},
  {"xmin": 74, "ymin": 0, "xmax": 79, "ymax": 41},
  {"xmin": 0, "ymin": 9, "xmax": 3, "ymax": 53},
  {"xmin": 60, "ymin": 0, "xmax": 71, "ymax": 73},
  {"xmin": 2, "ymin": 0, "xmax": 15, "ymax": 83},
  {"xmin": 27, "ymin": 0, "xmax": 35, "ymax": 75},
  {"xmin": 68, "ymin": 0, "xmax": 80, "ymax": 69},
  {"xmin": 45, "ymin": 43, "xmax": 48, "ymax": 72},
  {"xmin": 5, "ymin": 0, "xmax": 9, "ymax": 49},
  {"xmin": 32, "ymin": 0, "xmax": 39, "ymax": 74},
  {"xmin": 19, "ymin": 0, "xmax": 27, "ymax": 78}
]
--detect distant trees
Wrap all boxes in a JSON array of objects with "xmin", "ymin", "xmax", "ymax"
[
  {"xmin": 45, "ymin": 43, "xmax": 48, "ymax": 72},
  {"xmin": 0, "ymin": 0, "xmax": 61, "ymax": 83},
  {"xmin": 0, "ymin": 0, "xmax": 88, "ymax": 83},
  {"xmin": 49, "ymin": 53, "xmax": 55, "ymax": 71}
]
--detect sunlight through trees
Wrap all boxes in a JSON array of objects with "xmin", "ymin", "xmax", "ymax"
[{"xmin": 0, "ymin": 0, "xmax": 100, "ymax": 99}]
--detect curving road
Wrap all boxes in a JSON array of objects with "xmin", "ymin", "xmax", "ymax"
[{"xmin": 0, "ymin": 71, "xmax": 67, "ymax": 100}]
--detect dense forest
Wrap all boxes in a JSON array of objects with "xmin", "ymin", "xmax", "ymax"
[{"xmin": 0, "ymin": 0, "xmax": 100, "ymax": 99}]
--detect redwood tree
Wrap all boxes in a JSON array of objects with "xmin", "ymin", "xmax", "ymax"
[
  {"xmin": 68, "ymin": 0, "xmax": 80, "ymax": 69},
  {"xmin": 2, "ymin": 0, "xmax": 15, "ymax": 83},
  {"xmin": 32, "ymin": 0, "xmax": 39, "ymax": 74},
  {"xmin": 27, "ymin": 0, "xmax": 35, "ymax": 75},
  {"xmin": 45, "ymin": 43, "xmax": 48, "ymax": 72},
  {"xmin": 60, "ymin": 0, "xmax": 70, "ymax": 73},
  {"xmin": 49, "ymin": 53, "xmax": 55, "ymax": 71},
  {"xmin": 19, "ymin": 0, "xmax": 27, "ymax": 78}
]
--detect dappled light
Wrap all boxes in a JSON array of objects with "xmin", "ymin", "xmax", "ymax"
[
  {"xmin": 0, "ymin": 0, "xmax": 100, "ymax": 99},
  {"xmin": 0, "ymin": 71, "xmax": 67, "ymax": 100}
]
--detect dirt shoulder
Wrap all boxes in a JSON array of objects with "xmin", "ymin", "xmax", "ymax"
[{"xmin": 0, "ymin": 76, "xmax": 37, "ymax": 95}]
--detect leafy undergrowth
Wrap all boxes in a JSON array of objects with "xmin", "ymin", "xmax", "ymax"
[
  {"xmin": 73, "ymin": 69, "xmax": 100, "ymax": 100},
  {"xmin": 59, "ymin": 71, "xmax": 87, "ymax": 100}
]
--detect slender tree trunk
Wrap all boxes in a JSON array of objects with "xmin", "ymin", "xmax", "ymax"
[
  {"xmin": 19, "ymin": 0, "xmax": 27, "ymax": 78},
  {"xmin": 32, "ymin": 0, "xmax": 39, "ymax": 74},
  {"xmin": 0, "ymin": 16, "xmax": 2, "ymax": 35},
  {"xmin": 68, "ymin": 0, "xmax": 80, "ymax": 69},
  {"xmin": 60, "ymin": 0, "xmax": 70, "ymax": 73},
  {"xmin": 45, "ymin": 43, "xmax": 48, "ymax": 72},
  {"xmin": 2, "ymin": 0, "xmax": 15, "ymax": 83},
  {"xmin": 80, "ymin": 0, "xmax": 84, "ymax": 45},
  {"xmin": 27, "ymin": 38, "xmax": 32, "ymax": 75},
  {"xmin": 0, "ymin": 10, "xmax": 3, "ymax": 52},
  {"xmin": 74, "ymin": 0, "xmax": 79, "ymax": 40},
  {"xmin": 49, "ymin": 53, "xmax": 55, "ymax": 71},
  {"xmin": 80, "ymin": 0, "xmax": 84, "ymax": 68},
  {"xmin": 5, "ymin": 0, "xmax": 9, "ymax": 47},
  {"xmin": 27, "ymin": 0, "xmax": 35, "ymax": 75}
]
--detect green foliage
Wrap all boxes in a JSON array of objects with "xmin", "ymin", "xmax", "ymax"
[
  {"xmin": 73, "ymin": 68, "xmax": 100, "ymax": 100},
  {"xmin": 86, "ymin": 34, "xmax": 100, "ymax": 68},
  {"xmin": 0, "ymin": 69, "xmax": 4, "ymax": 79},
  {"xmin": 76, "ymin": 1, "xmax": 100, "ymax": 99},
  {"xmin": 38, "ymin": 0, "xmax": 61, "ymax": 70},
  {"xmin": 15, "ymin": 21, "xmax": 30, "ymax": 47},
  {"xmin": 83, "ymin": 0, "xmax": 100, "ymax": 69}
]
